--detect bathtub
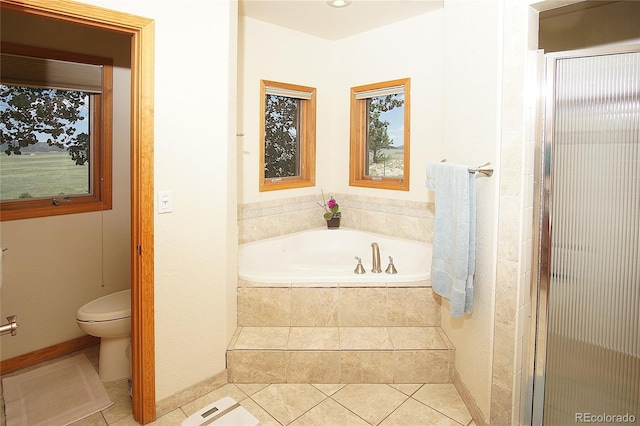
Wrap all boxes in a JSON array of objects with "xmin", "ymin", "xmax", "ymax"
[{"xmin": 238, "ymin": 228, "xmax": 432, "ymax": 284}]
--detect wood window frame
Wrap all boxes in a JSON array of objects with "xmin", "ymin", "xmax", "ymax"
[
  {"xmin": 259, "ymin": 79, "xmax": 316, "ymax": 192},
  {"xmin": 349, "ymin": 78, "xmax": 410, "ymax": 191},
  {"xmin": 0, "ymin": 42, "xmax": 113, "ymax": 221}
]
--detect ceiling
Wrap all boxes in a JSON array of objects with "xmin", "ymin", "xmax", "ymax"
[{"xmin": 239, "ymin": 0, "xmax": 444, "ymax": 40}]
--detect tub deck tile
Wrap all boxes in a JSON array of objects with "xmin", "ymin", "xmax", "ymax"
[{"xmin": 227, "ymin": 326, "xmax": 454, "ymax": 384}]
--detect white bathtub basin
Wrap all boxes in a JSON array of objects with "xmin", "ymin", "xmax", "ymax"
[{"xmin": 238, "ymin": 228, "xmax": 432, "ymax": 284}]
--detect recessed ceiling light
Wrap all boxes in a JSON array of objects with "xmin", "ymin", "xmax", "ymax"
[{"xmin": 327, "ymin": 0, "xmax": 352, "ymax": 8}]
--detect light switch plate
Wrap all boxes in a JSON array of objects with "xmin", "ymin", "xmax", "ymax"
[{"xmin": 158, "ymin": 190, "xmax": 172, "ymax": 213}]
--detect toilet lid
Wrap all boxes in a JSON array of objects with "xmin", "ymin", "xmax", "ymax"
[
  {"xmin": 76, "ymin": 289, "xmax": 131, "ymax": 322},
  {"xmin": 76, "ymin": 310, "xmax": 130, "ymax": 322}
]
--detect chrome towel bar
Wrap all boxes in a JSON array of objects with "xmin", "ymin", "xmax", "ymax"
[
  {"xmin": 440, "ymin": 159, "xmax": 494, "ymax": 177},
  {"xmin": 0, "ymin": 315, "xmax": 18, "ymax": 336}
]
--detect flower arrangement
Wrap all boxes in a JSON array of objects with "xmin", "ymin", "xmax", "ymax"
[{"xmin": 319, "ymin": 191, "xmax": 341, "ymax": 220}]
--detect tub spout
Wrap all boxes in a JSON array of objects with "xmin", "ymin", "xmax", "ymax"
[{"xmin": 371, "ymin": 242, "xmax": 382, "ymax": 273}]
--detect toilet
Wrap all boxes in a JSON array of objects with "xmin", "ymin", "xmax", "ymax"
[{"xmin": 76, "ymin": 288, "xmax": 131, "ymax": 381}]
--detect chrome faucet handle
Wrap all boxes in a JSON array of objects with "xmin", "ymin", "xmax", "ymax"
[
  {"xmin": 354, "ymin": 257, "xmax": 366, "ymax": 274},
  {"xmin": 385, "ymin": 256, "xmax": 397, "ymax": 274}
]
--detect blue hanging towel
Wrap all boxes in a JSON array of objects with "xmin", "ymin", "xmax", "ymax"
[{"xmin": 426, "ymin": 162, "xmax": 476, "ymax": 317}]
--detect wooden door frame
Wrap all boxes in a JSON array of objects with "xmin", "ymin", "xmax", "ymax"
[{"xmin": 0, "ymin": 1, "xmax": 156, "ymax": 423}]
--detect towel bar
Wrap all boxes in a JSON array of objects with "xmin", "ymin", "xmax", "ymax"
[{"xmin": 440, "ymin": 159, "xmax": 494, "ymax": 177}]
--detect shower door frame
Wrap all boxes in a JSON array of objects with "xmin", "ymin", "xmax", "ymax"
[{"xmin": 528, "ymin": 43, "xmax": 640, "ymax": 426}]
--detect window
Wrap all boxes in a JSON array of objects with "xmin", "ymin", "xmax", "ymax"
[
  {"xmin": 0, "ymin": 43, "xmax": 112, "ymax": 220},
  {"xmin": 350, "ymin": 78, "xmax": 410, "ymax": 191},
  {"xmin": 260, "ymin": 80, "xmax": 316, "ymax": 191}
]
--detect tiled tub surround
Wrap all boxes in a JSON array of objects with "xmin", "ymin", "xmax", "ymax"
[
  {"xmin": 227, "ymin": 281, "xmax": 454, "ymax": 384},
  {"xmin": 234, "ymin": 195, "xmax": 450, "ymax": 383},
  {"xmin": 238, "ymin": 194, "xmax": 435, "ymax": 244}
]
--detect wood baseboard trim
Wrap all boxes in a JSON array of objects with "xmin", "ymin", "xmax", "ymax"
[{"xmin": 0, "ymin": 335, "xmax": 100, "ymax": 375}]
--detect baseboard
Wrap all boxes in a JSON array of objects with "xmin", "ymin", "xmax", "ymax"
[
  {"xmin": 0, "ymin": 335, "xmax": 100, "ymax": 375},
  {"xmin": 156, "ymin": 369, "xmax": 228, "ymax": 419},
  {"xmin": 453, "ymin": 369, "xmax": 488, "ymax": 426}
]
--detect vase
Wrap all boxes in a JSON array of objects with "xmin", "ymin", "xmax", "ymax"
[{"xmin": 327, "ymin": 217, "xmax": 340, "ymax": 229}]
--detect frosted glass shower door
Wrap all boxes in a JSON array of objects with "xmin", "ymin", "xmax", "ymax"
[{"xmin": 540, "ymin": 47, "xmax": 640, "ymax": 425}]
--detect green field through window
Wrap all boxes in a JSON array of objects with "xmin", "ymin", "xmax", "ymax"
[{"xmin": 0, "ymin": 152, "xmax": 89, "ymax": 200}]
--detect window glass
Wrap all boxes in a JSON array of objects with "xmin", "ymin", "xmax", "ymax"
[
  {"xmin": 260, "ymin": 80, "xmax": 316, "ymax": 191},
  {"xmin": 365, "ymin": 93, "xmax": 404, "ymax": 179},
  {"xmin": 264, "ymin": 94, "xmax": 301, "ymax": 179},
  {"xmin": 0, "ymin": 86, "xmax": 92, "ymax": 201},
  {"xmin": 350, "ymin": 78, "xmax": 410, "ymax": 191}
]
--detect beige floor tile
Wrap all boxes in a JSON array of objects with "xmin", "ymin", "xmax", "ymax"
[
  {"xmin": 379, "ymin": 398, "xmax": 461, "ymax": 426},
  {"xmin": 413, "ymin": 383, "xmax": 472, "ymax": 425},
  {"xmin": 340, "ymin": 327, "xmax": 393, "ymax": 350},
  {"xmin": 290, "ymin": 398, "xmax": 369, "ymax": 426},
  {"xmin": 235, "ymin": 383, "xmax": 269, "ymax": 396},
  {"xmin": 388, "ymin": 327, "xmax": 448, "ymax": 349},
  {"xmin": 239, "ymin": 398, "xmax": 280, "ymax": 426},
  {"xmin": 331, "ymin": 384, "xmax": 408, "ymax": 425},
  {"xmin": 180, "ymin": 383, "xmax": 248, "ymax": 417},
  {"xmin": 146, "ymin": 409, "xmax": 187, "ymax": 425},
  {"xmin": 234, "ymin": 327, "xmax": 290, "ymax": 349},
  {"xmin": 288, "ymin": 327, "xmax": 339, "ymax": 350},
  {"xmin": 69, "ymin": 412, "xmax": 107, "ymax": 425},
  {"xmin": 101, "ymin": 379, "xmax": 133, "ymax": 424},
  {"xmin": 388, "ymin": 383, "xmax": 423, "ymax": 396},
  {"xmin": 250, "ymin": 384, "xmax": 326, "ymax": 425},
  {"xmin": 312, "ymin": 383, "xmax": 346, "ymax": 396},
  {"xmin": 107, "ymin": 414, "xmax": 139, "ymax": 426}
]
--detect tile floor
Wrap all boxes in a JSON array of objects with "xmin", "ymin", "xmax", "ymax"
[{"xmin": 2, "ymin": 346, "xmax": 477, "ymax": 426}]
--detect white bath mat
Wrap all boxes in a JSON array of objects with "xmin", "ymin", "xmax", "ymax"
[{"xmin": 2, "ymin": 353, "xmax": 113, "ymax": 426}]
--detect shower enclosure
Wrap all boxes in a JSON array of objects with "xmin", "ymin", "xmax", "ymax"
[{"xmin": 530, "ymin": 45, "xmax": 639, "ymax": 425}]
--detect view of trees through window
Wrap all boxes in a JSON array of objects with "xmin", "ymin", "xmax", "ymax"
[
  {"xmin": 366, "ymin": 93, "xmax": 404, "ymax": 178},
  {"xmin": 0, "ymin": 84, "xmax": 91, "ymax": 201},
  {"xmin": 263, "ymin": 94, "xmax": 300, "ymax": 179}
]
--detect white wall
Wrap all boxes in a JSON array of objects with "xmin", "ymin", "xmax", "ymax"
[
  {"xmin": 333, "ymin": 12, "xmax": 444, "ymax": 202},
  {"xmin": 80, "ymin": 0, "xmax": 239, "ymax": 401},
  {"xmin": 238, "ymin": 11, "xmax": 444, "ymax": 205},
  {"xmin": 440, "ymin": 0, "xmax": 502, "ymax": 419},
  {"xmin": 0, "ymin": 12, "xmax": 131, "ymax": 360},
  {"xmin": 238, "ymin": 17, "xmax": 334, "ymax": 204}
]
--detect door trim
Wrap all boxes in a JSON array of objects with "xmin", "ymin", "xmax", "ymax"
[{"xmin": 0, "ymin": 0, "xmax": 156, "ymax": 423}]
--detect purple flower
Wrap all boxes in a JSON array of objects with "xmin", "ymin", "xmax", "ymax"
[{"xmin": 327, "ymin": 197, "xmax": 337, "ymax": 209}]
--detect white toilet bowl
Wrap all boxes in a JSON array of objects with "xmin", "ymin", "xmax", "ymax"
[{"xmin": 76, "ymin": 289, "xmax": 131, "ymax": 381}]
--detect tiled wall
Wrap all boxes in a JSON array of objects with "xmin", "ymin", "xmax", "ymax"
[
  {"xmin": 491, "ymin": 1, "xmax": 536, "ymax": 424},
  {"xmin": 238, "ymin": 194, "xmax": 434, "ymax": 244},
  {"xmin": 237, "ymin": 281, "xmax": 441, "ymax": 327}
]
